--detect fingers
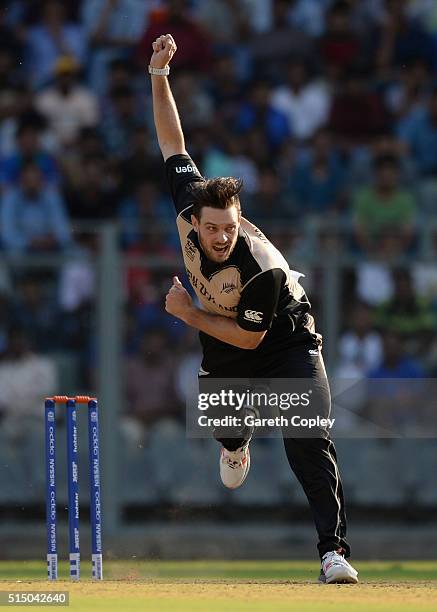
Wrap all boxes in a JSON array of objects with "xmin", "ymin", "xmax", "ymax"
[
  {"xmin": 169, "ymin": 286, "xmax": 183, "ymax": 295},
  {"xmin": 152, "ymin": 37, "xmax": 164, "ymax": 52},
  {"xmin": 161, "ymin": 34, "xmax": 176, "ymax": 50},
  {"xmin": 173, "ymin": 275, "xmax": 183, "ymax": 287},
  {"xmin": 152, "ymin": 34, "xmax": 177, "ymax": 54},
  {"xmin": 153, "ymin": 35, "xmax": 169, "ymax": 52},
  {"xmin": 165, "ymin": 34, "xmax": 176, "ymax": 50}
]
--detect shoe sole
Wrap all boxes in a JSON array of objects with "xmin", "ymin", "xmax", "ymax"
[
  {"xmin": 324, "ymin": 570, "xmax": 358, "ymax": 584},
  {"xmin": 221, "ymin": 448, "xmax": 251, "ymax": 489}
]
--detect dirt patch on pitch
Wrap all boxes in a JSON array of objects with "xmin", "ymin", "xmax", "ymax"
[{"xmin": 2, "ymin": 581, "xmax": 437, "ymax": 607}]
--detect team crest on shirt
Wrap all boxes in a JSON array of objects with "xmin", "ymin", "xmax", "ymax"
[
  {"xmin": 184, "ymin": 239, "xmax": 197, "ymax": 261},
  {"xmin": 221, "ymin": 282, "xmax": 237, "ymax": 294}
]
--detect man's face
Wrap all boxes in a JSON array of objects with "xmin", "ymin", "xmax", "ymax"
[
  {"xmin": 18, "ymin": 128, "xmax": 39, "ymax": 155},
  {"xmin": 376, "ymin": 163, "xmax": 399, "ymax": 190},
  {"xmin": 191, "ymin": 205, "xmax": 240, "ymax": 263},
  {"xmin": 57, "ymin": 72, "xmax": 75, "ymax": 91},
  {"xmin": 251, "ymin": 83, "xmax": 270, "ymax": 109},
  {"xmin": 21, "ymin": 166, "xmax": 42, "ymax": 195},
  {"xmin": 287, "ymin": 62, "xmax": 306, "ymax": 89}
]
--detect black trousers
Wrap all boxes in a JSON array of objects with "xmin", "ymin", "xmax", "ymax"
[{"xmin": 199, "ymin": 340, "xmax": 351, "ymax": 559}]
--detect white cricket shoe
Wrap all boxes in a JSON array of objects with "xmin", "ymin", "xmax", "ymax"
[
  {"xmin": 320, "ymin": 550, "xmax": 358, "ymax": 584},
  {"xmin": 219, "ymin": 442, "xmax": 251, "ymax": 489}
]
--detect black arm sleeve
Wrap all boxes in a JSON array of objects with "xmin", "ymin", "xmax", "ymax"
[
  {"xmin": 237, "ymin": 268, "xmax": 285, "ymax": 332},
  {"xmin": 165, "ymin": 153, "xmax": 204, "ymax": 214}
]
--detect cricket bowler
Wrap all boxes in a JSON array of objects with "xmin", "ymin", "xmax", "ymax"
[{"xmin": 149, "ymin": 33, "xmax": 358, "ymax": 584}]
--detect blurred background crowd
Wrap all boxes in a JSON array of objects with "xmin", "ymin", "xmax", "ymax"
[{"xmin": 1, "ymin": 0, "xmax": 437, "ymax": 526}]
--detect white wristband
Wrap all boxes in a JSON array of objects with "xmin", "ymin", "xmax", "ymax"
[{"xmin": 148, "ymin": 65, "xmax": 170, "ymax": 76}]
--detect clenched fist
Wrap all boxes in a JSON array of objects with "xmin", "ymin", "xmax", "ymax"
[
  {"xmin": 165, "ymin": 275, "xmax": 193, "ymax": 321},
  {"xmin": 150, "ymin": 33, "xmax": 177, "ymax": 69}
]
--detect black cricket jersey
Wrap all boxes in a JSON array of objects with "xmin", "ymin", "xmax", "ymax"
[{"xmin": 166, "ymin": 153, "xmax": 321, "ymax": 373}]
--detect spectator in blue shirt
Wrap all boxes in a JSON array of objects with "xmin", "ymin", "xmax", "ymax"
[
  {"xmin": 101, "ymin": 85, "xmax": 142, "ymax": 159},
  {"xmin": 377, "ymin": 1, "xmax": 436, "ymax": 73},
  {"xmin": 245, "ymin": 165, "xmax": 296, "ymax": 224},
  {"xmin": 0, "ymin": 114, "xmax": 58, "ymax": 188},
  {"xmin": 367, "ymin": 331, "xmax": 425, "ymax": 380},
  {"xmin": 81, "ymin": 0, "xmax": 151, "ymax": 95},
  {"xmin": 397, "ymin": 88, "xmax": 437, "ymax": 176},
  {"xmin": 25, "ymin": 1, "xmax": 87, "ymax": 89},
  {"xmin": 1, "ymin": 161, "xmax": 72, "ymax": 252},
  {"xmin": 118, "ymin": 178, "xmax": 173, "ymax": 248},
  {"xmin": 365, "ymin": 331, "xmax": 426, "ymax": 431},
  {"xmin": 235, "ymin": 79, "xmax": 291, "ymax": 151},
  {"xmin": 82, "ymin": 0, "xmax": 150, "ymax": 47},
  {"xmin": 289, "ymin": 128, "xmax": 347, "ymax": 214}
]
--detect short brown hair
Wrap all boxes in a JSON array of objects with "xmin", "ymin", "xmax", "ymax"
[{"xmin": 190, "ymin": 177, "xmax": 243, "ymax": 220}]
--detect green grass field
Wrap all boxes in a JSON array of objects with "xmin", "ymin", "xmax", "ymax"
[{"xmin": 1, "ymin": 560, "xmax": 436, "ymax": 611}]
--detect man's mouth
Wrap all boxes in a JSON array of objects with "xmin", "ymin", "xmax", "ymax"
[{"xmin": 212, "ymin": 245, "xmax": 228, "ymax": 255}]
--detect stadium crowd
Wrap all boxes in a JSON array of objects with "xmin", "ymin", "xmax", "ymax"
[{"xmin": 0, "ymin": 0, "xmax": 437, "ymax": 440}]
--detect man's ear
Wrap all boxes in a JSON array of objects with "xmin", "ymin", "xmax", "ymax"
[{"xmin": 191, "ymin": 214, "xmax": 199, "ymax": 232}]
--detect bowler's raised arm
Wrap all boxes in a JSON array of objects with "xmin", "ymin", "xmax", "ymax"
[{"xmin": 149, "ymin": 33, "xmax": 186, "ymax": 161}]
